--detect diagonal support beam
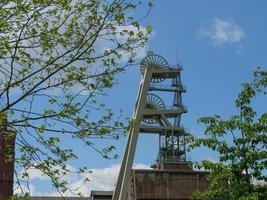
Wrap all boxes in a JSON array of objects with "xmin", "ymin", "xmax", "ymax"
[{"xmin": 112, "ymin": 69, "xmax": 152, "ymax": 200}]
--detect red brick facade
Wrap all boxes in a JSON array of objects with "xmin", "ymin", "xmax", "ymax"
[
  {"xmin": 151, "ymin": 162, "xmax": 194, "ymax": 171},
  {"xmin": 0, "ymin": 117, "xmax": 15, "ymax": 199},
  {"xmin": 128, "ymin": 162, "xmax": 209, "ymax": 200}
]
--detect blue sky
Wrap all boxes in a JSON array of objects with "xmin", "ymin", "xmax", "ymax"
[{"xmin": 21, "ymin": 0, "xmax": 267, "ymax": 195}]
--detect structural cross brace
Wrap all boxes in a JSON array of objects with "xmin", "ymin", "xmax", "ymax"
[{"xmin": 113, "ymin": 53, "xmax": 187, "ymax": 200}]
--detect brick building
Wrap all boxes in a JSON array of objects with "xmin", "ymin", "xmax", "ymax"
[
  {"xmin": 0, "ymin": 116, "xmax": 16, "ymax": 200},
  {"xmin": 127, "ymin": 162, "xmax": 209, "ymax": 200}
]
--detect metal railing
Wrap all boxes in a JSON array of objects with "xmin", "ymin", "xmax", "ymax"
[
  {"xmin": 156, "ymin": 104, "xmax": 188, "ymax": 112},
  {"xmin": 168, "ymin": 65, "xmax": 183, "ymax": 70},
  {"xmin": 149, "ymin": 83, "xmax": 186, "ymax": 91}
]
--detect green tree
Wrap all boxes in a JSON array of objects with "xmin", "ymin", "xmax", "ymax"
[
  {"xmin": 0, "ymin": 0, "xmax": 152, "ymax": 197},
  {"xmin": 191, "ymin": 69, "xmax": 267, "ymax": 200}
]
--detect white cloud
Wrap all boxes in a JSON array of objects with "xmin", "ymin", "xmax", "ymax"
[
  {"xmin": 14, "ymin": 184, "xmax": 42, "ymax": 196},
  {"xmin": 21, "ymin": 167, "xmax": 50, "ymax": 181},
  {"xmin": 199, "ymin": 18, "xmax": 245, "ymax": 45},
  {"xmin": 16, "ymin": 163, "xmax": 151, "ymax": 197},
  {"xmin": 251, "ymin": 177, "xmax": 266, "ymax": 186}
]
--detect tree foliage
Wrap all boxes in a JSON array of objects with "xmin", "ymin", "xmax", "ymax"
[
  {"xmin": 191, "ymin": 69, "xmax": 267, "ymax": 200},
  {"xmin": 0, "ymin": 0, "xmax": 152, "ymax": 196}
]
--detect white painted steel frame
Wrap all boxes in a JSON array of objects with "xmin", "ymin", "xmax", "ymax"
[
  {"xmin": 112, "ymin": 68, "xmax": 152, "ymax": 200},
  {"xmin": 113, "ymin": 67, "xmax": 183, "ymax": 200}
]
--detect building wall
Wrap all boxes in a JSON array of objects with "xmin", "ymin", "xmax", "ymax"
[
  {"xmin": 0, "ymin": 118, "xmax": 15, "ymax": 199},
  {"xmin": 129, "ymin": 168, "xmax": 209, "ymax": 200}
]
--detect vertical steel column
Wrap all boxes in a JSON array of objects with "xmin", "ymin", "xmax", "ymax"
[{"xmin": 112, "ymin": 68, "xmax": 152, "ymax": 200}]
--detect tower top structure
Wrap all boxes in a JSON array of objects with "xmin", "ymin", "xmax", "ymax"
[
  {"xmin": 139, "ymin": 53, "xmax": 188, "ymax": 163},
  {"xmin": 113, "ymin": 53, "xmax": 190, "ymax": 200}
]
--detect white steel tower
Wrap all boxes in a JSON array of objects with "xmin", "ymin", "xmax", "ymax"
[{"xmin": 113, "ymin": 53, "xmax": 188, "ymax": 200}]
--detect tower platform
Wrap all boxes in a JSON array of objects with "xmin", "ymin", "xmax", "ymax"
[{"xmin": 127, "ymin": 162, "xmax": 209, "ymax": 200}]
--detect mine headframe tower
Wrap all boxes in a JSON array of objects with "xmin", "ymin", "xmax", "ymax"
[{"xmin": 113, "ymin": 53, "xmax": 188, "ymax": 200}]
